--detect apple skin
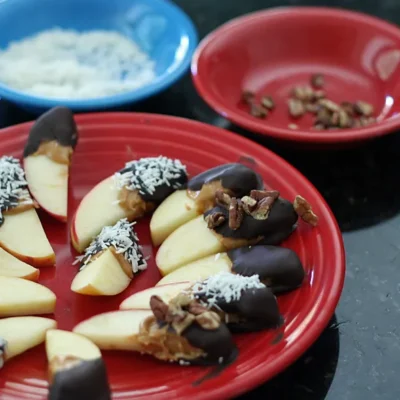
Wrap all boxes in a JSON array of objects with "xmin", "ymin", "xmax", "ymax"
[
  {"xmin": 24, "ymin": 155, "xmax": 68, "ymax": 223},
  {"xmin": 0, "ymin": 276, "xmax": 56, "ymax": 317},
  {"xmin": 0, "ymin": 316, "xmax": 56, "ymax": 361},
  {"xmin": 119, "ymin": 281, "xmax": 191, "ymax": 310},
  {"xmin": 0, "ymin": 209, "xmax": 55, "ymax": 268},
  {"xmin": 0, "ymin": 247, "xmax": 40, "ymax": 281}
]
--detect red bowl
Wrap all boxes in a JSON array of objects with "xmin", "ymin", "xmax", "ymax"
[
  {"xmin": 0, "ymin": 113, "xmax": 345, "ymax": 399},
  {"xmin": 192, "ymin": 7, "xmax": 400, "ymax": 145}
]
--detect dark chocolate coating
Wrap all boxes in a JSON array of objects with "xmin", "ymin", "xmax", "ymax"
[
  {"xmin": 228, "ymin": 245, "xmax": 305, "ymax": 293},
  {"xmin": 24, "ymin": 107, "xmax": 78, "ymax": 158},
  {"xmin": 205, "ymin": 198, "xmax": 298, "ymax": 244},
  {"xmin": 183, "ymin": 322, "xmax": 237, "ymax": 365},
  {"xmin": 49, "ymin": 358, "xmax": 111, "ymax": 400},
  {"xmin": 118, "ymin": 165, "xmax": 188, "ymax": 204},
  {"xmin": 217, "ymin": 287, "xmax": 282, "ymax": 332},
  {"xmin": 186, "ymin": 163, "xmax": 263, "ymax": 195}
]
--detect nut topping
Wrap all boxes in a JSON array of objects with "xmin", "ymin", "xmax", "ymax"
[
  {"xmin": 150, "ymin": 295, "xmax": 169, "ymax": 321},
  {"xmin": 260, "ymin": 95, "xmax": 275, "ymax": 110},
  {"xmin": 250, "ymin": 189, "xmax": 280, "ymax": 202},
  {"xmin": 195, "ymin": 311, "xmax": 221, "ymax": 330},
  {"xmin": 241, "ymin": 195, "xmax": 257, "ymax": 214},
  {"xmin": 293, "ymin": 195, "xmax": 319, "ymax": 226},
  {"xmin": 215, "ymin": 190, "xmax": 231, "ymax": 208},
  {"xmin": 354, "ymin": 101, "xmax": 374, "ymax": 117},
  {"xmin": 229, "ymin": 198, "xmax": 244, "ymax": 230},
  {"xmin": 205, "ymin": 212, "xmax": 226, "ymax": 229}
]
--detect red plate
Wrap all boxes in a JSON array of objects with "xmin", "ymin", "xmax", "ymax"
[
  {"xmin": 192, "ymin": 7, "xmax": 400, "ymax": 145},
  {"xmin": 0, "ymin": 113, "xmax": 345, "ymax": 399}
]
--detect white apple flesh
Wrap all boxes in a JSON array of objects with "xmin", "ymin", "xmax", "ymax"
[
  {"xmin": 0, "ymin": 208, "xmax": 55, "ymax": 267},
  {"xmin": 71, "ymin": 248, "xmax": 131, "ymax": 296},
  {"xmin": 0, "ymin": 276, "xmax": 56, "ymax": 317},
  {"xmin": 0, "ymin": 316, "xmax": 56, "ymax": 361},
  {"xmin": 157, "ymin": 253, "xmax": 232, "ymax": 286},
  {"xmin": 71, "ymin": 177, "xmax": 134, "ymax": 253},
  {"xmin": 150, "ymin": 190, "xmax": 197, "ymax": 246},
  {"xmin": 0, "ymin": 247, "xmax": 39, "ymax": 281},
  {"xmin": 73, "ymin": 310, "xmax": 152, "ymax": 351},
  {"xmin": 46, "ymin": 329, "xmax": 101, "ymax": 363},
  {"xmin": 24, "ymin": 155, "xmax": 68, "ymax": 222},
  {"xmin": 156, "ymin": 215, "xmax": 224, "ymax": 276},
  {"xmin": 120, "ymin": 281, "xmax": 192, "ymax": 310}
]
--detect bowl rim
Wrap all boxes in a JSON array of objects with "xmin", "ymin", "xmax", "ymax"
[
  {"xmin": 192, "ymin": 6, "xmax": 400, "ymax": 144},
  {"xmin": 0, "ymin": 0, "xmax": 198, "ymax": 110}
]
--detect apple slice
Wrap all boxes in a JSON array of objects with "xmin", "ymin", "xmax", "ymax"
[
  {"xmin": 73, "ymin": 310, "xmax": 152, "ymax": 351},
  {"xmin": 0, "ymin": 247, "xmax": 39, "ymax": 281},
  {"xmin": 120, "ymin": 281, "xmax": 192, "ymax": 310},
  {"xmin": 157, "ymin": 253, "xmax": 232, "ymax": 286},
  {"xmin": 150, "ymin": 163, "xmax": 264, "ymax": 246},
  {"xmin": 0, "ymin": 208, "xmax": 55, "ymax": 267},
  {"xmin": 0, "ymin": 317, "xmax": 56, "ymax": 365},
  {"xmin": 0, "ymin": 276, "xmax": 56, "ymax": 317},
  {"xmin": 150, "ymin": 190, "xmax": 197, "ymax": 246},
  {"xmin": 46, "ymin": 329, "xmax": 111, "ymax": 400},
  {"xmin": 71, "ymin": 248, "xmax": 131, "ymax": 296},
  {"xmin": 23, "ymin": 106, "xmax": 78, "ymax": 223},
  {"xmin": 156, "ymin": 216, "xmax": 225, "ymax": 276}
]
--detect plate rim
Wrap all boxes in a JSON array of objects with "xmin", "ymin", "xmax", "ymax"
[
  {"xmin": 191, "ymin": 6, "xmax": 400, "ymax": 144},
  {"xmin": 0, "ymin": 112, "xmax": 345, "ymax": 399}
]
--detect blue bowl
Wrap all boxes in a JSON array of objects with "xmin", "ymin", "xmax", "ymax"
[{"xmin": 0, "ymin": 0, "xmax": 197, "ymax": 113}]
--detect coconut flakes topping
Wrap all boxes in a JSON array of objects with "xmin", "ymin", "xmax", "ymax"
[
  {"xmin": 113, "ymin": 156, "xmax": 187, "ymax": 197},
  {"xmin": 192, "ymin": 272, "xmax": 265, "ymax": 309},
  {"xmin": 0, "ymin": 156, "xmax": 33, "ymax": 224},
  {"xmin": 75, "ymin": 218, "xmax": 147, "ymax": 273},
  {"xmin": 0, "ymin": 337, "xmax": 7, "ymax": 369}
]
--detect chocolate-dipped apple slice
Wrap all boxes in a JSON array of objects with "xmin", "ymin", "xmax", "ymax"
[
  {"xmin": 73, "ymin": 302, "xmax": 237, "ymax": 366},
  {"xmin": 46, "ymin": 329, "xmax": 111, "ymax": 400},
  {"xmin": 157, "ymin": 245, "xmax": 305, "ymax": 292},
  {"xmin": 0, "ymin": 317, "xmax": 56, "ymax": 369},
  {"xmin": 156, "ymin": 189, "xmax": 300, "ymax": 276},
  {"xmin": 24, "ymin": 107, "xmax": 78, "ymax": 222},
  {"xmin": 71, "ymin": 156, "xmax": 188, "ymax": 252},
  {"xmin": 71, "ymin": 218, "xmax": 147, "ymax": 296},
  {"xmin": 0, "ymin": 156, "xmax": 55, "ymax": 267},
  {"xmin": 150, "ymin": 163, "xmax": 263, "ymax": 246}
]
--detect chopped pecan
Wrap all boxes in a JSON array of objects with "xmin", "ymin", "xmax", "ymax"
[
  {"xmin": 205, "ymin": 212, "xmax": 226, "ymax": 229},
  {"xmin": 288, "ymin": 98, "xmax": 306, "ymax": 118},
  {"xmin": 150, "ymin": 296, "xmax": 169, "ymax": 321},
  {"xmin": 292, "ymin": 86, "xmax": 314, "ymax": 102},
  {"xmin": 188, "ymin": 302, "xmax": 209, "ymax": 315},
  {"xmin": 250, "ymin": 189, "xmax": 280, "ymax": 202},
  {"xmin": 195, "ymin": 311, "xmax": 221, "ymax": 330},
  {"xmin": 354, "ymin": 101, "xmax": 374, "ymax": 117},
  {"xmin": 250, "ymin": 103, "xmax": 268, "ymax": 118},
  {"xmin": 215, "ymin": 190, "xmax": 231, "ymax": 208},
  {"xmin": 170, "ymin": 312, "xmax": 195, "ymax": 335},
  {"xmin": 318, "ymin": 99, "xmax": 340, "ymax": 112},
  {"xmin": 293, "ymin": 195, "xmax": 319, "ymax": 226},
  {"xmin": 229, "ymin": 198, "xmax": 244, "ymax": 230},
  {"xmin": 251, "ymin": 196, "xmax": 275, "ymax": 220},
  {"xmin": 312, "ymin": 90, "xmax": 326, "ymax": 101},
  {"xmin": 242, "ymin": 90, "xmax": 255, "ymax": 104},
  {"xmin": 241, "ymin": 195, "xmax": 257, "ymax": 214},
  {"xmin": 305, "ymin": 103, "xmax": 319, "ymax": 114},
  {"xmin": 340, "ymin": 101, "xmax": 355, "ymax": 116}
]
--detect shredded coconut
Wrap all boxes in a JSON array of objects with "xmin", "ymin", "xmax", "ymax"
[
  {"xmin": 75, "ymin": 218, "xmax": 147, "ymax": 274},
  {"xmin": 114, "ymin": 156, "xmax": 187, "ymax": 197},
  {"xmin": 192, "ymin": 272, "xmax": 265, "ymax": 309},
  {"xmin": 0, "ymin": 337, "xmax": 7, "ymax": 369},
  {"xmin": 0, "ymin": 29, "xmax": 156, "ymax": 99},
  {"xmin": 0, "ymin": 156, "xmax": 33, "ymax": 224}
]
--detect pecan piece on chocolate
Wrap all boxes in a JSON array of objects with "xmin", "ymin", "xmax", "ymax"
[
  {"xmin": 229, "ymin": 197, "xmax": 244, "ymax": 230},
  {"xmin": 169, "ymin": 311, "xmax": 195, "ymax": 335},
  {"xmin": 251, "ymin": 197, "xmax": 273, "ymax": 220},
  {"xmin": 250, "ymin": 189, "xmax": 280, "ymax": 202},
  {"xmin": 205, "ymin": 212, "xmax": 226, "ymax": 229},
  {"xmin": 150, "ymin": 295, "xmax": 169, "ymax": 321},
  {"xmin": 215, "ymin": 189, "xmax": 231, "ymax": 208},
  {"xmin": 195, "ymin": 311, "xmax": 221, "ymax": 330},
  {"xmin": 241, "ymin": 195, "xmax": 257, "ymax": 215},
  {"xmin": 242, "ymin": 90, "xmax": 255, "ymax": 104},
  {"xmin": 293, "ymin": 195, "xmax": 319, "ymax": 226},
  {"xmin": 188, "ymin": 301, "xmax": 209, "ymax": 316}
]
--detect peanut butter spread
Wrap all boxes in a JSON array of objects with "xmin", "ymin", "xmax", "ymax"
[
  {"xmin": 110, "ymin": 247, "xmax": 134, "ymax": 279},
  {"xmin": 34, "ymin": 140, "xmax": 73, "ymax": 165},
  {"xmin": 118, "ymin": 187, "xmax": 155, "ymax": 217},
  {"xmin": 3, "ymin": 198, "xmax": 38, "ymax": 216},
  {"xmin": 138, "ymin": 316, "xmax": 204, "ymax": 362},
  {"xmin": 187, "ymin": 180, "xmax": 227, "ymax": 213}
]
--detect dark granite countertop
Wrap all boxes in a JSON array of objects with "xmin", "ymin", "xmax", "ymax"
[{"xmin": 2, "ymin": 1, "xmax": 400, "ymax": 399}]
